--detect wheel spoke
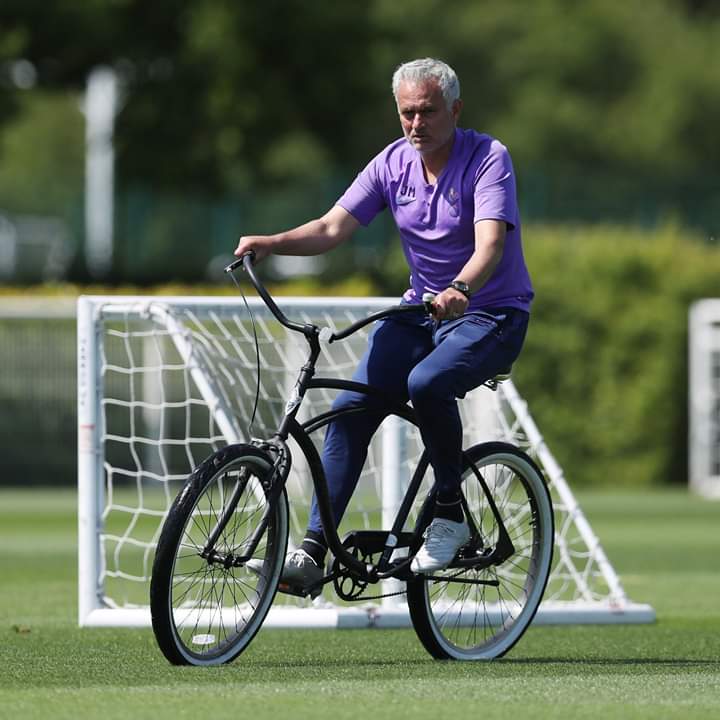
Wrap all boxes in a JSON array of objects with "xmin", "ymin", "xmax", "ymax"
[
  {"xmin": 409, "ymin": 445, "xmax": 554, "ymax": 660},
  {"xmin": 151, "ymin": 449, "xmax": 288, "ymax": 665}
]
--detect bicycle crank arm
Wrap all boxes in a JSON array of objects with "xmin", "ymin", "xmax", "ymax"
[{"xmin": 452, "ymin": 544, "xmax": 513, "ymax": 570}]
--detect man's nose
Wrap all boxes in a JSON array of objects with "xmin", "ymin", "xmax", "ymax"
[{"xmin": 412, "ymin": 113, "xmax": 424, "ymax": 128}]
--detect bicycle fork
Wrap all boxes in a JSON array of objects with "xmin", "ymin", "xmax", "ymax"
[
  {"xmin": 200, "ymin": 443, "xmax": 291, "ymax": 568},
  {"xmin": 201, "ymin": 326, "xmax": 320, "ymax": 570}
]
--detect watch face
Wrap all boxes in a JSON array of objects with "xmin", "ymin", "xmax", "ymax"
[{"xmin": 452, "ymin": 281, "xmax": 470, "ymax": 296}]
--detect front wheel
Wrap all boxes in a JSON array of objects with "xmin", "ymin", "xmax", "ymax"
[
  {"xmin": 407, "ymin": 442, "xmax": 554, "ymax": 660},
  {"xmin": 150, "ymin": 444, "xmax": 289, "ymax": 665}
]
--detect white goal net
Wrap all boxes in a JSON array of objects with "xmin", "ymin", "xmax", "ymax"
[{"xmin": 77, "ymin": 295, "xmax": 655, "ymax": 628}]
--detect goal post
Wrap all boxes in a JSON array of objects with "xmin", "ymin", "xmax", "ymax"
[
  {"xmin": 689, "ymin": 299, "xmax": 720, "ymax": 499},
  {"xmin": 77, "ymin": 294, "xmax": 655, "ymax": 628}
]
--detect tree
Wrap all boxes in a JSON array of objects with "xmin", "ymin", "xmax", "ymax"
[{"xmin": 0, "ymin": 0, "xmax": 718, "ymax": 233}]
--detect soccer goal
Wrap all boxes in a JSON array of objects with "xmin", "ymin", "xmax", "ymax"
[
  {"xmin": 77, "ymin": 295, "xmax": 655, "ymax": 628},
  {"xmin": 689, "ymin": 299, "xmax": 720, "ymax": 499}
]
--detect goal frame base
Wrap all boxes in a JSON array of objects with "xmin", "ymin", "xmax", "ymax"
[{"xmin": 80, "ymin": 601, "xmax": 655, "ymax": 629}]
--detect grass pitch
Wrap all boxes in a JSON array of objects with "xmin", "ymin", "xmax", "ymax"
[{"xmin": 1, "ymin": 488, "xmax": 718, "ymax": 719}]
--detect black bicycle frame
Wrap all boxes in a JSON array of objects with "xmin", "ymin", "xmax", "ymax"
[
  {"xmin": 285, "ymin": 384, "xmax": 432, "ymax": 581},
  {"xmin": 224, "ymin": 252, "xmax": 514, "ymax": 583},
  {"xmin": 284, "ymin": 386, "xmax": 516, "ymax": 582}
]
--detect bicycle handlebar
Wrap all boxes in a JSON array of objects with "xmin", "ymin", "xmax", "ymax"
[
  {"xmin": 225, "ymin": 252, "xmax": 434, "ymax": 343},
  {"xmin": 226, "ymin": 252, "xmax": 309, "ymax": 334}
]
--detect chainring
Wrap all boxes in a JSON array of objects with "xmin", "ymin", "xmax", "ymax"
[{"xmin": 331, "ymin": 542, "xmax": 372, "ymax": 601}]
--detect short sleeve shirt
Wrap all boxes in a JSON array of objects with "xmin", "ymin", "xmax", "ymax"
[{"xmin": 337, "ymin": 128, "xmax": 534, "ymax": 312}]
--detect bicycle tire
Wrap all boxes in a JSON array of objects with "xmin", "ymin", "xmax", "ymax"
[
  {"xmin": 407, "ymin": 442, "xmax": 554, "ymax": 660},
  {"xmin": 150, "ymin": 444, "xmax": 288, "ymax": 665}
]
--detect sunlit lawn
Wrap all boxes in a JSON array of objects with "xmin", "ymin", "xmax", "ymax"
[{"xmin": 1, "ymin": 487, "xmax": 718, "ymax": 719}]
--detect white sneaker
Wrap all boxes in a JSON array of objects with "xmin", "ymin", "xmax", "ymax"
[{"xmin": 410, "ymin": 518, "xmax": 471, "ymax": 574}]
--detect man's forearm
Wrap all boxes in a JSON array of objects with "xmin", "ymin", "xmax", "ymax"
[
  {"xmin": 454, "ymin": 220, "xmax": 506, "ymax": 292},
  {"xmin": 455, "ymin": 241, "xmax": 504, "ymax": 292},
  {"xmin": 235, "ymin": 205, "xmax": 359, "ymax": 261},
  {"xmin": 271, "ymin": 217, "xmax": 344, "ymax": 256}
]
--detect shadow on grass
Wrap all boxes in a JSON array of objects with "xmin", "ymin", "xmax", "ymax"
[
  {"xmin": 239, "ymin": 655, "xmax": 720, "ymax": 673},
  {"xmin": 502, "ymin": 657, "xmax": 720, "ymax": 667}
]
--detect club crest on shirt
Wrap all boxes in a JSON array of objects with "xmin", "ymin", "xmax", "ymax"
[
  {"xmin": 448, "ymin": 187, "xmax": 460, "ymax": 217},
  {"xmin": 396, "ymin": 184, "xmax": 416, "ymax": 205}
]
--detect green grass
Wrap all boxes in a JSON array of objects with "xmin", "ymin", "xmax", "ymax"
[{"xmin": 1, "ymin": 488, "xmax": 719, "ymax": 719}]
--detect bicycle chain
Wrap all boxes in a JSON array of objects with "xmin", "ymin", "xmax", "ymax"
[{"xmin": 341, "ymin": 587, "xmax": 408, "ymax": 602}]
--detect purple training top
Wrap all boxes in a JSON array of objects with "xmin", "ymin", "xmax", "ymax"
[{"xmin": 337, "ymin": 127, "xmax": 533, "ymax": 312}]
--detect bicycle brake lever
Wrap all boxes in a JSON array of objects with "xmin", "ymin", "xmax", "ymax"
[
  {"xmin": 224, "ymin": 258, "xmax": 243, "ymax": 273},
  {"xmin": 422, "ymin": 292, "xmax": 437, "ymax": 315},
  {"xmin": 224, "ymin": 251, "xmax": 256, "ymax": 274}
]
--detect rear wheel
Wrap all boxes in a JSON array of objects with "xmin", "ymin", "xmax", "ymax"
[
  {"xmin": 407, "ymin": 442, "xmax": 554, "ymax": 660},
  {"xmin": 150, "ymin": 444, "xmax": 288, "ymax": 665}
]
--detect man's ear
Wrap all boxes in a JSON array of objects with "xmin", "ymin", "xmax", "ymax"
[{"xmin": 452, "ymin": 98, "xmax": 463, "ymax": 123}]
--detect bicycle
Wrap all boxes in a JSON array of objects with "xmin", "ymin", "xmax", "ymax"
[{"xmin": 150, "ymin": 252, "xmax": 554, "ymax": 665}]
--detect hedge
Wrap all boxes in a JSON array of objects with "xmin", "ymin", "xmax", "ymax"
[
  {"xmin": 500, "ymin": 223, "xmax": 718, "ymax": 487},
  {"xmin": 357, "ymin": 221, "xmax": 718, "ymax": 487},
  {"xmin": 1, "ymin": 222, "xmax": 718, "ymax": 488}
]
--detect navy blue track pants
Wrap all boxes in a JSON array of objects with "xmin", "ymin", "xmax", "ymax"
[{"xmin": 307, "ymin": 306, "xmax": 529, "ymax": 535}]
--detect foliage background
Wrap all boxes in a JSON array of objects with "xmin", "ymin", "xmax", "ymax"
[
  {"xmin": 1, "ymin": 0, "xmax": 720, "ymax": 262},
  {"xmin": 0, "ymin": 0, "xmax": 719, "ymax": 488}
]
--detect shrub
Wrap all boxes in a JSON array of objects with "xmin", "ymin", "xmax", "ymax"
[
  {"xmin": 372, "ymin": 221, "xmax": 720, "ymax": 486},
  {"xmin": 3, "ymin": 222, "xmax": 718, "ymax": 488},
  {"xmin": 512, "ymin": 223, "xmax": 718, "ymax": 486}
]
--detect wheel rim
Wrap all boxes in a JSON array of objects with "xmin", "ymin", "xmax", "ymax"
[
  {"xmin": 423, "ymin": 452, "xmax": 553, "ymax": 658},
  {"xmin": 168, "ymin": 455, "xmax": 284, "ymax": 663}
]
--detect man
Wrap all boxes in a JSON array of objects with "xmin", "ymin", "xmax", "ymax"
[{"xmin": 235, "ymin": 58, "xmax": 533, "ymax": 595}]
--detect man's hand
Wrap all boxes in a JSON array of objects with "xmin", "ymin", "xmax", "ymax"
[
  {"xmin": 432, "ymin": 287, "xmax": 469, "ymax": 320},
  {"xmin": 234, "ymin": 235, "xmax": 275, "ymax": 263}
]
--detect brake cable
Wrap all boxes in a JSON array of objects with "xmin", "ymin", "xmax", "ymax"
[{"xmin": 227, "ymin": 267, "xmax": 261, "ymax": 437}]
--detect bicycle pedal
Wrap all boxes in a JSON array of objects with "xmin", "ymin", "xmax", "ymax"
[{"xmin": 278, "ymin": 581, "xmax": 321, "ymax": 600}]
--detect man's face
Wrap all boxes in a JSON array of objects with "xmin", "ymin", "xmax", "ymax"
[{"xmin": 396, "ymin": 79, "xmax": 461, "ymax": 155}]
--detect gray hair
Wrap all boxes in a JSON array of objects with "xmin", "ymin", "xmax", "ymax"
[{"xmin": 392, "ymin": 58, "xmax": 460, "ymax": 110}]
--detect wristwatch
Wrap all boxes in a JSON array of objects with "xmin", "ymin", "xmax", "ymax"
[{"xmin": 449, "ymin": 280, "xmax": 472, "ymax": 299}]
